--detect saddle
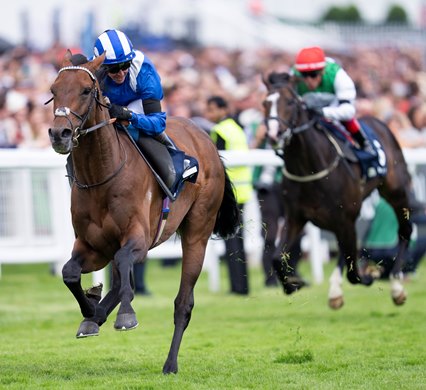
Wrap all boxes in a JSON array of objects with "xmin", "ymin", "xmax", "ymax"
[
  {"xmin": 317, "ymin": 119, "xmax": 387, "ymax": 181},
  {"xmin": 135, "ymin": 132, "xmax": 199, "ymax": 199}
]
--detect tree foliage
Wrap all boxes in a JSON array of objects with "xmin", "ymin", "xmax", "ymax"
[
  {"xmin": 321, "ymin": 5, "xmax": 363, "ymax": 23},
  {"xmin": 384, "ymin": 4, "xmax": 409, "ymax": 24}
]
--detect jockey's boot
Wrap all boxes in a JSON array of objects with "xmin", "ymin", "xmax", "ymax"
[
  {"xmin": 343, "ymin": 118, "xmax": 374, "ymax": 154},
  {"xmin": 155, "ymin": 132, "xmax": 191, "ymax": 177},
  {"xmin": 137, "ymin": 133, "xmax": 176, "ymax": 190}
]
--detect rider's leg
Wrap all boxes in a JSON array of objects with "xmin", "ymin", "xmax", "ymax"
[{"xmin": 342, "ymin": 118, "xmax": 374, "ymax": 153}]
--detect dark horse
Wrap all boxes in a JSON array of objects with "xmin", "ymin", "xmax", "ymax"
[
  {"xmin": 262, "ymin": 72, "xmax": 413, "ymax": 309},
  {"xmin": 48, "ymin": 51, "xmax": 239, "ymax": 374}
]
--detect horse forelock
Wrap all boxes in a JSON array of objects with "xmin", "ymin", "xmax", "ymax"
[{"xmin": 267, "ymin": 72, "xmax": 291, "ymax": 88}]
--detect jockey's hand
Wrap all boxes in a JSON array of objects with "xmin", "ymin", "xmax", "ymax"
[
  {"xmin": 109, "ymin": 104, "xmax": 133, "ymax": 121},
  {"xmin": 307, "ymin": 107, "xmax": 323, "ymax": 118}
]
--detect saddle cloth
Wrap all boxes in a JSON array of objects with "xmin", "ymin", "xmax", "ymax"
[{"xmin": 318, "ymin": 119, "xmax": 387, "ymax": 180}]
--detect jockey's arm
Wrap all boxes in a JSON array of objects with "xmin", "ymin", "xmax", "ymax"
[{"xmin": 322, "ymin": 68, "xmax": 357, "ymax": 122}]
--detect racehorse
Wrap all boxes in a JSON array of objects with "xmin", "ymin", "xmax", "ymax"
[
  {"xmin": 48, "ymin": 51, "xmax": 240, "ymax": 374},
  {"xmin": 262, "ymin": 72, "xmax": 413, "ymax": 309}
]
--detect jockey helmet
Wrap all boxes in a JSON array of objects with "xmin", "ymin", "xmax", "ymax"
[
  {"xmin": 295, "ymin": 46, "xmax": 326, "ymax": 72},
  {"xmin": 94, "ymin": 29, "xmax": 136, "ymax": 65}
]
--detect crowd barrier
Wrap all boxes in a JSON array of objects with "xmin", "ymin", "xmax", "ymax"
[{"xmin": 1, "ymin": 147, "xmax": 425, "ymax": 292}]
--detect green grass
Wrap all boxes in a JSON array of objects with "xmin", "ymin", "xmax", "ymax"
[{"xmin": 0, "ymin": 259, "xmax": 425, "ymax": 389}]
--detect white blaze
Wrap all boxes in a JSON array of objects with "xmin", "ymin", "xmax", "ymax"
[{"xmin": 266, "ymin": 92, "xmax": 280, "ymax": 139}]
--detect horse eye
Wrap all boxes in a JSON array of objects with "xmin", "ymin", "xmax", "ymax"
[{"xmin": 82, "ymin": 88, "xmax": 91, "ymax": 96}]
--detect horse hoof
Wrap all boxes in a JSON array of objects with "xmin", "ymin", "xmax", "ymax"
[
  {"xmin": 163, "ymin": 360, "xmax": 178, "ymax": 375},
  {"xmin": 328, "ymin": 296, "xmax": 344, "ymax": 310},
  {"xmin": 76, "ymin": 320, "xmax": 99, "ymax": 338},
  {"xmin": 114, "ymin": 313, "xmax": 138, "ymax": 331},
  {"xmin": 361, "ymin": 274, "xmax": 374, "ymax": 286},
  {"xmin": 283, "ymin": 277, "xmax": 308, "ymax": 295},
  {"xmin": 392, "ymin": 292, "xmax": 407, "ymax": 306}
]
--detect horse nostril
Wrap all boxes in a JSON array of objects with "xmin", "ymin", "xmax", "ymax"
[
  {"xmin": 48, "ymin": 127, "xmax": 73, "ymax": 140},
  {"xmin": 61, "ymin": 128, "xmax": 73, "ymax": 139}
]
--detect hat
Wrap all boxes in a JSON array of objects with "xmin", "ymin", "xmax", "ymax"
[
  {"xmin": 295, "ymin": 46, "xmax": 326, "ymax": 72},
  {"xmin": 94, "ymin": 29, "xmax": 135, "ymax": 65}
]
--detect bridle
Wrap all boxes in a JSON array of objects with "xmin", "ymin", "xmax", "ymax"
[
  {"xmin": 47, "ymin": 66, "xmax": 114, "ymax": 146},
  {"xmin": 265, "ymin": 83, "xmax": 316, "ymax": 147},
  {"xmin": 265, "ymin": 82, "xmax": 344, "ymax": 182},
  {"xmin": 47, "ymin": 65, "xmax": 127, "ymax": 189}
]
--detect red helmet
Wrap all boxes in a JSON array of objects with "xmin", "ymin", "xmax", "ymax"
[{"xmin": 295, "ymin": 46, "xmax": 326, "ymax": 72}]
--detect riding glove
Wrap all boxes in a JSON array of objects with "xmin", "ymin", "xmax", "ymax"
[
  {"xmin": 109, "ymin": 104, "xmax": 133, "ymax": 121},
  {"xmin": 307, "ymin": 107, "xmax": 323, "ymax": 118}
]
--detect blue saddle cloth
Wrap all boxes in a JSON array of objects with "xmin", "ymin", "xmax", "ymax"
[
  {"xmin": 319, "ymin": 119, "xmax": 387, "ymax": 180},
  {"xmin": 168, "ymin": 148, "xmax": 199, "ymax": 198}
]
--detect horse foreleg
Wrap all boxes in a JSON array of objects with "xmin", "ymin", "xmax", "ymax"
[
  {"xmin": 336, "ymin": 228, "xmax": 373, "ymax": 287},
  {"xmin": 91, "ymin": 262, "xmax": 122, "ymax": 326},
  {"xmin": 62, "ymin": 253, "xmax": 96, "ymax": 319},
  {"xmin": 163, "ymin": 240, "xmax": 204, "ymax": 374},
  {"xmin": 113, "ymin": 240, "xmax": 145, "ymax": 331},
  {"xmin": 272, "ymin": 219, "xmax": 305, "ymax": 295}
]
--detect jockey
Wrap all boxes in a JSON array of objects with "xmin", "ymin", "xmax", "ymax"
[
  {"xmin": 93, "ymin": 29, "xmax": 179, "ymax": 191},
  {"xmin": 292, "ymin": 46, "xmax": 374, "ymax": 154}
]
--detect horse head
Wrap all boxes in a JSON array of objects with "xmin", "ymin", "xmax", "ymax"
[
  {"xmin": 262, "ymin": 72, "xmax": 309, "ymax": 147},
  {"xmin": 48, "ymin": 50, "xmax": 108, "ymax": 154}
]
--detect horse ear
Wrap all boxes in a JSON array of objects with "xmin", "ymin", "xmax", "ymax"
[
  {"xmin": 91, "ymin": 52, "xmax": 106, "ymax": 71},
  {"xmin": 62, "ymin": 49, "xmax": 73, "ymax": 67}
]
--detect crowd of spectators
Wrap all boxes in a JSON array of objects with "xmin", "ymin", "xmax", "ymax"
[{"xmin": 2, "ymin": 42, "xmax": 426, "ymax": 149}]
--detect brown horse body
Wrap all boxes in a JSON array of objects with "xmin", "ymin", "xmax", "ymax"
[
  {"xmin": 48, "ymin": 52, "xmax": 239, "ymax": 374},
  {"xmin": 263, "ymin": 72, "xmax": 412, "ymax": 308}
]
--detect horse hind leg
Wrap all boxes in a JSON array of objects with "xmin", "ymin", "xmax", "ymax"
[
  {"xmin": 162, "ymin": 236, "xmax": 207, "ymax": 374},
  {"xmin": 381, "ymin": 190, "xmax": 412, "ymax": 306},
  {"xmin": 390, "ymin": 217, "xmax": 411, "ymax": 306},
  {"xmin": 328, "ymin": 256, "xmax": 344, "ymax": 310}
]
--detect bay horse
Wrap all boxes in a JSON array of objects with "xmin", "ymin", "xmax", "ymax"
[
  {"xmin": 262, "ymin": 72, "xmax": 412, "ymax": 309},
  {"xmin": 48, "ymin": 51, "xmax": 239, "ymax": 374}
]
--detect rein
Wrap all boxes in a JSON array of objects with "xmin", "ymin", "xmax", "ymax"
[
  {"xmin": 67, "ymin": 131, "xmax": 128, "ymax": 189},
  {"xmin": 282, "ymin": 130, "xmax": 344, "ymax": 182}
]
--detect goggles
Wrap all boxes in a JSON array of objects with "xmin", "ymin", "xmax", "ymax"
[
  {"xmin": 107, "ymin": 61, "xmax": 132, "ymax": 74},
  {"xmin": 301, "ymin": 70, "xmax": 322, "ymax": 79}
]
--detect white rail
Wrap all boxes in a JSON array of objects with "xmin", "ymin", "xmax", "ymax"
[{"xmin": 1, "ymin": 148, "xmax": 425, "ymax": 291}]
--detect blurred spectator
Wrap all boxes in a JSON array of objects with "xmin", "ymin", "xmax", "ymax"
[
  {"xmin": 206, "ymin": 95, "xmax": 253, "ymax": 295},
  {"xmin": 385, "ymin": 109, "xmax": 426, "ymax": 148}
]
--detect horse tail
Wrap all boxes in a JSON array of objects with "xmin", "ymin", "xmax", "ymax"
[{"xmin": 213, "ymin": 162, "xmax": 240, "ymax": 239}]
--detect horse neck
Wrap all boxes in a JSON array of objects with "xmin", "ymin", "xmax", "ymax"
[
  {"xmin": 72, "ymin": 107, "xmax": 122, "ymax": 184},
  {"xmin": 284, "ymin": 124, "xmax": 334, "ymax": 174}
]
